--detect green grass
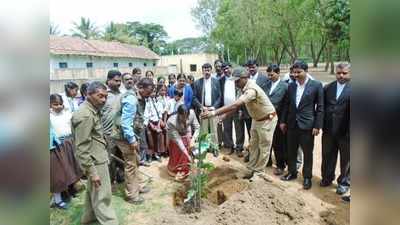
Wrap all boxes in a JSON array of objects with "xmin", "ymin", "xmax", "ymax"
[{"xmin": 50, "ymin": 181, "xmax": 172, "ymax": 225}]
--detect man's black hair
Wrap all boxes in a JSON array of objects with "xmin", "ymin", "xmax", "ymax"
[
  {"xmin": 107, "ymin": 70, "xmax": 122, "ymax": 81},
  {"xmin": 132, "ymin": 67, "xmax": 141, "ymax": 75},
  {"xmin": 269, "ymin": 64, "xmax": 280, "ymax": 73},
  {"xmin": 177, "ymin": 73, "xmax": 187, "ymax": 80},
  {"xmin": 292, "ymin": 60, "xmax": 308, "ymax": 71},
  {"xmin": 87, "ymin": 81, "xmax": 107, "ymax": 95},
  {"xmin": 245, "ymin": 59, "xmax": 258, "ymax": 67},
  {"xmin": 202, "ymin": 63, "xmax": 212, "ymax": 69},
  {"xmin": 222, "ymin": 62, "xmax": 232, "ymax": 68},
  {"xmin": 214, "ymin": 59, "xmax": 223, "ymax": 65},
  {"xmin": 137, "ymin": 77, "xmax": 155, "ymax": 89}
]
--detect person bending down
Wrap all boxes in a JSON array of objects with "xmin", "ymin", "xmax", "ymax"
[{"xmin": 166, "ymin": 105, "xmax": 200, "ymax": 181}]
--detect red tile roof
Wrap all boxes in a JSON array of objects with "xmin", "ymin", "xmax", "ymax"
[{"xmin": 49, "ymin": 35, "xmax": 159, "ymax": 60}]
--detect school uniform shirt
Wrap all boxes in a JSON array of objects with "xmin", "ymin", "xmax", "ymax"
[
  {"xmin": 50, "ymin": 109, "xmax": 72, "ymax": 138},
  {"xmin": 144, "ymin": 98, "xmax": 163, "ymax": 125},
  {"xmin": 60, "ymin": 92, "xmax": 79, "ymax": 113}
]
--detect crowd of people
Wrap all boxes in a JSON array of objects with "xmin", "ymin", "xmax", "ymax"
[{"xmin": 49, "ymin": 59, "xmax": 351, "ymax": 225}]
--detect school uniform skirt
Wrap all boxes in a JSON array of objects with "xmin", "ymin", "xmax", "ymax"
[{"xmin": 50, "ymin": 137, "xmax": 82, "ymax": 193}]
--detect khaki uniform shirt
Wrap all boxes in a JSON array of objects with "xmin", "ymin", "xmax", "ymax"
[
  {"xmin": 101, "ymin": 88, "xmax": 121, "ymax": 136},
  {"xmin": 238, "ymin": 80, "xmax": 276, "ymax": 120},
  {"xmin": 72, "ymin": 101, "xmax": 108, "ymax": 177}
]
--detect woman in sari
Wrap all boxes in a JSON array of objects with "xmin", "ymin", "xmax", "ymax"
[{"xmin": 166, "ymin": 104, "xmax": 199, "ymax": 181}]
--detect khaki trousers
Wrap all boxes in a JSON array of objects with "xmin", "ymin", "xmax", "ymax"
[
  {"xmin": 81, "ymin": 163, "xmax": 118, "ymax": 225},
  {"xmin": 200, "ymin": 117, "xmax": 219, "ymax": 148},
  {"xmin": 247, "ymin": 117, "xmax": 277, "ymax": 172},
  {"xmin": 114, "ymin": 139, "xmax": 141, "ymax": 200}
]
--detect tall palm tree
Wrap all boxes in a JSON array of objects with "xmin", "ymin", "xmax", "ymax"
[
  {"xmin": 50, "ymin": 23, "xmax": 60, "ymax": 35},
  {"xmin": 70, "ymin": 17, "xmax": 99, "ymax": 39}
]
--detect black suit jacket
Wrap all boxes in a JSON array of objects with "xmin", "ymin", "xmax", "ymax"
[
  {"xmin": 252, "ymin": 73, "xmax": 270, "ymax": 95},
  {"xmin": 192, "ymin": 77, "xmax": 222, "ymax": 111},
  {"xmin": 267, "ymin": 80, "xmax": 288, "ymax": 118},
  {"xmin": 281, "ymin": 79, "xmax": 324, "ymax": 130},
  {"xmin": 323, "ymin": 81, "xmax": 350, "ymax": 136}
]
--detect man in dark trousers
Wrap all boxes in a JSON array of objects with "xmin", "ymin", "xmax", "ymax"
[
  {"xmin": 220, "ymin": 62, "xmax": 243, "ymax": 155},
  {"xmin": 320, "ymin": 62, "xmax": 351, "ymax": 195},
  {"xmin": 192, "ymin": 63, "xmax": 222, "ymax": 148},
  {"xmin": 266, "ymin": 64, "xmax": 288, "ymax": 175},
  {"xmin": 280, "ymin": 60, "xmax": 324, "ymax": 190}
]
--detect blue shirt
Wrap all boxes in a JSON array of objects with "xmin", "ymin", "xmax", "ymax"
[
  {"xmin": 120, "ymin": 93, "xmax": 138, "ymax": 144},
  {"xmin": 169, "ymin": 84, "xmax": 193, "ymax": 109}
]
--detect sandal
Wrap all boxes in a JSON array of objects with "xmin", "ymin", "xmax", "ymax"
[{"xmin": 54, "ymin": 201, "xmax": 68, "ymax": 210}]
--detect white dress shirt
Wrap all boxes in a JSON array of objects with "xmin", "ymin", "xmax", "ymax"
[
  {"xmin": 50, "ymin": 109, "xmax": 72, "ymax": 137},
  {"xmin": 250, "ymin": 72, "xmax": 259, "ymax": 81},
  {"xmin": 336, "ymin": 82, "xmax": 346, "ymax": 100},
  {"xmin": 295, "ymin": 77, "xmax": 310, "ymax": 108},
  {"xmin": 284, "ymin": 73, "xmax": 314, "ymax": 83},
  {"xmin": 224, "ymin": 76, "xmax": 236, "ymax": 106},
  {"xmin": 204, "ymin": 77, "xmax": 212, "ymax": 106},
  {"xmin": 269, "ymin": 78, "xmax": 281, "ymax": 95}
]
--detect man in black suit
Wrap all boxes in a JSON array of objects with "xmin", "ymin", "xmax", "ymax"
[
  {"xmin": 280, "ymin": 60, "xmax": 324, "ymax": 190},
  {"xmin": 193, "ymin": 63, "xmax": 223, "ymax": 148},
  {"xmin": 320, "ymin": 62, "xmax": 351, "ymax": 195},
  {"xmin": 266, "ymin": 64, "xmax": 289, "ymax": 175},
  {"xmin": 245, "ymin": 59, "xmax": 270, "ymax": 94}
]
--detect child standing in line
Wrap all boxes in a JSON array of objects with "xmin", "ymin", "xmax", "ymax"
[{"xmin": 50, "ymin": 94, "xmax": 83, "ymax": 202}]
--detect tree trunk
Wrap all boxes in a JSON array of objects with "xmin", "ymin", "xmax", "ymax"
[
  {"xmin": 278, "ymin": 45, "xmax": 286, "ymax": 65},
  {"xmin": 315, "ymin": 38, "xmax": 327, "ymax": 68},
  {"xmin": 310, "ymin": 41, "xmax": 317, "ymax": 67}
]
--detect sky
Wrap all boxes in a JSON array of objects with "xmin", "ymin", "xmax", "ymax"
[{"xmin": 50, "ymin": 0, "xmax": 202, "ymax": 42}]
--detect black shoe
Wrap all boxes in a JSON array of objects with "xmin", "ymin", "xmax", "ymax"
[
  {"xmin": 153, "ymin": 155, "xmax": 162, "ymax": 162},
  {"xmin": 320, "ymin": 179, "xmax": 332, "ymax": 187},
  {"xmin": 303, "ymin": 178, "xmax": 312, "ymax": 190},
  {"xmin": 281, "ymin": 173, "xmax": 297, "ymax": 181},
  {"xmin": 228, "ymin": 148, "xmax": 235, "ymax": 155},
  {"xmin": 342, "ymin": 195, "xmax": 350, "ymax": 202},
  {"xmin": 336, "ymin": 185, "xmax": 349, "ymax": 195},
  {"xmin": 266, "ymin": 159, "xmax": 273, "ymax": 167}
]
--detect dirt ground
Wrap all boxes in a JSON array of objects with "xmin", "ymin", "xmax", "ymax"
[{"xmin": 50, "ymin": 69, "xmax": 348, "ymax": 225}]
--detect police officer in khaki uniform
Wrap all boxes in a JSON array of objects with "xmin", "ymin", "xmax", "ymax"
[
  {"xmin": 72, "ymin": 81, "xmax": 118, "ymax": 225},
  {"xmin": 201, "ymin": 67, "xmax": 277, "ymax": 179}
]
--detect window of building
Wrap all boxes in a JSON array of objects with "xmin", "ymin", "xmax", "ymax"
[
  {"xmin": 113, "ymin": 62, "xmax": 118, "ymax": 67},
  {"xmin": 86, "ymin": 62, "xmax": 93, "ymax": 68},
  {"xmin": 143, "ymin": 62, "xmax": 147, "ymax": 67},
  {"xmin": 190, "ymin": 64, "xmax": 197, "ymax": 72},
  {"xmin": 59, "ymin": 62, "xmax": 68, "ymax": 69},
  {"xmin": 129, "ymin": 62, "xmax": 133, "ymax": 67},
  {"xmin": 153, "ymin": 62, "xmax": 156, "ymax": 66}
]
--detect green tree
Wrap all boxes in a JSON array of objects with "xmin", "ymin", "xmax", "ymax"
[
  {"xmin": 317, "ymin": 0, "xmax": 350, "ymax": 73},
  {"xmin": 102, "ymin": 22, "xmax": 138, "ymax": 45},
  {"xmin": 127, "ymin": 22, "xmax": 168, "ymax": 54},
  {"xmin": 160, "ymin": 36, "xmax": 213, "ymax": 55},
  {"xmin": 71, "ymin": 17, "xmax": 100, "ymax": 39}
]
